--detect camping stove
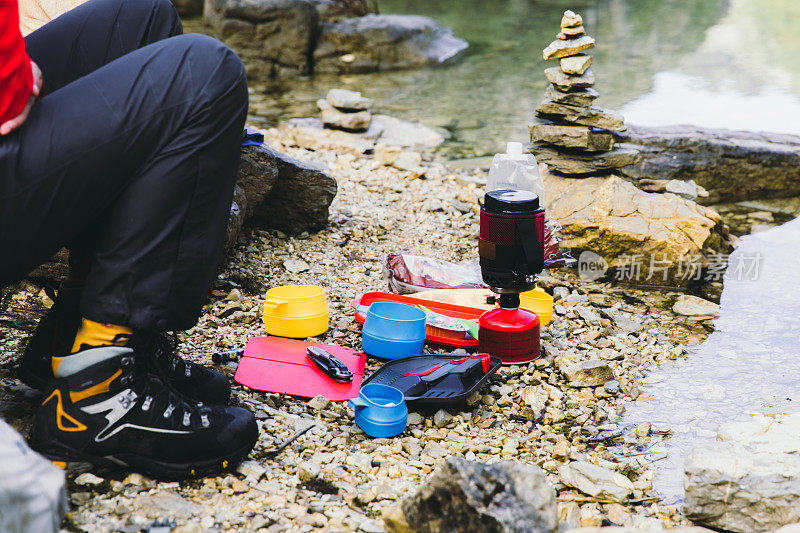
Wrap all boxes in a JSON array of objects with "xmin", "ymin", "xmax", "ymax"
[{"xmin": 477, "ymin": 189, "xmax": 544, "ymax": 364}]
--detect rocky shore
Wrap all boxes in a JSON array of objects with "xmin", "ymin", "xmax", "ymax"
[{"xmin": 0, "ymin": 121, "xmax": 726, "ymax": 531}]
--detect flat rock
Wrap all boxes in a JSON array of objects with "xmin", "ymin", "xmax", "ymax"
[
  {"xmin": 529, "ymin": 123, "xmax": 614, "ymax": 151},
  {"xmin": 320, "ymin": 106, "xmax": 372, "ymax": 132},
  {"xmin": 561, "ymin": 10, "xmax": 582, "ymax": 28},
  {"xmin": 543, "ymin": 173, "xmax": 733, "ymax": 287},
  {"xmin": 279, "ymin": 117, "xmax": 375, "ymax": 155},
  {"xmin": 370, "ymin": 114, "xmax": 445, "ymax": 151},
  {"xmin": 672, "ymin": 295, "xmax": 719, "ymax": 317},
  {"xmin": 280, "ymin": 115, "xmax": 444, "ymax": 155},
  {"xmin": 562, "ymin": 360, "xmax": 614, "ymax": 387},
  {"xmin": 543, "ymin": 35, "xmax": 594, "ymax": 60},
  {"xmin": 637, "ymin": 178, "xmax": 703, "ymax": 200},
  {"xmin": 685, "ymin": 412, "xmax": 800, "ymax": 532},
  {"xmin": 544, "ymin": 67, "xmax": 594, "ymax": 91},
  {"xmin": 560, "ymin": 54, "xmax": 592, "ymax": 75},
  {"xmin": 561, "ymin": 25, "xmax": 585, "ymax": 37},
  {"xmin": 131, "ymin": 492, "xmax": 201, "ymax": 520},
  {"xmin": 536, "ymin": 100, "xmax": 625, "ymax": 132},
  {"xmin": 544, "ymin": 85, "xmax": 599, "ymax": 107},
  {"xmin": 615, "ymin": 125, "xmax": 800, "ymax": 204},
  {"xmin": 532, "ymin": 146, "xmax": 640, "ymax": 175},
  {"xmin": 558, "ymin": 461, "xmax": 633, "ymax": 503},
  {"xmin": 314, "ymin": 14, "xmax": 468, "ymax": 74},
  {"xmin": 400, "ymin": 457, "xmax": 558, "ymax": 533},
  {"xmin": 326, "ymin": 88, "xmax": 372, "ymax": 111}
]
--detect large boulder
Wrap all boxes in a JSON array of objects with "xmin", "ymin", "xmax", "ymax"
[
  {"xmin": 394, "ymin": 457, "xmax": 558, "ymax": 533},
  {"xmin": 236, "ymin": 144, "xmax": 337, "ymax": 235},
  {"xmin": 314, "ymin": 14, "xmax": 468, "ymax": 74},
  {"xmin": 684, "ymin": 412, "xmax": 800, "ymax": 532},
  {"xmin": 544, "ymin": 172, "xmax": 732, "ymax": 287},
  {"xmin": 204, "ymin": 0, "xmax": 319, "ymax": 78},
  {"xmin": 615, "ymin": 125, "xmax": 800, "ymax": 204}
]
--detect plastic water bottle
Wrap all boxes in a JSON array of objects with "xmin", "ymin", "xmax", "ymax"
[{"xmin": 486, "ymin": 142, "xmax": 545, "ymax": 205}]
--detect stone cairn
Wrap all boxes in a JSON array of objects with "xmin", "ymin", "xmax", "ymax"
[
  {"xmin": 317, "ymin": 88, "xmax": 373, "ymax": 133},
  {"xmin": 529, "ymin": 10, "xmax": 640, "ymax": 176}
]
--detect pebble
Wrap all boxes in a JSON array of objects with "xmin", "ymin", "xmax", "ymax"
[
  {"xmin": 236, "ymin": 460, "xmax": 266, "ymax": 481},
  {"xmin": 407, "ymin": 412, "xmax": 424, "ymax": 425},
  {"xmin": 307, "ymin": 395, "xmax": 331, "ymax": 411},
  {"xmin": 75, "ymin": 473, "xmax": 105, "ymax": 486},
  {"xmin": 434, "ymin": 409, "xmax": 454, "ymax": 428},
  {"xmin": 217, "ymin": 300, "xmax": 244, "ymax": 318},
  {"xmin": 636, "ymin": 422, "xmax": 652, "ymax": 437},
  {"xmin": 603, "ymin": 380, "xmax": 620, "ymax": 395},
  {"xmin": 298, "ymin": 461, "xmax": 321, "ymax": 483},
  {"xmin": 673, "ymin": 295, "xmax": 720, "ymax": 317},
  {"xmin": 283, "ymin": 259, "xmax": 310, "ymax": 273},
  {"xmin": 562, "ymin": 360, "xmax": 615, "ymax": 387}
]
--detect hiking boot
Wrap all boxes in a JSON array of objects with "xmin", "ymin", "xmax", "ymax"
[
  {"xmin": 29, "ymin": 345, "xmax": 258, "ymax": 479},
  {"xmin": 18, "ymin": 287, "xmax": 231, "ymax": 405}
]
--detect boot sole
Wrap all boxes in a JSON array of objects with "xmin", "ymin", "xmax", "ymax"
[{"xmin": 32, "ymin": 433, "xmax": 259, "ymax": 480}]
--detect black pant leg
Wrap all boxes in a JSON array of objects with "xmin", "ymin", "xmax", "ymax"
[
  {"xmin": 0, "ymin": 34, "xmax": 247, "ymax": 330},
  {"xmin": 24, "ymin": 0, "xmax": 183, "ymax": 95}
]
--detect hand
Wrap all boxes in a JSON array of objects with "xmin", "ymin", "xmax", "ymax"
[{"xmin": 1, "ymin": 61, "xmax": 43, "ymax": 135}]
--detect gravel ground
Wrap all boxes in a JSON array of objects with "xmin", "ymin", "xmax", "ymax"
[{"xmin": 0, "ymin": 127, "xmax": 715, "ymax": 532}]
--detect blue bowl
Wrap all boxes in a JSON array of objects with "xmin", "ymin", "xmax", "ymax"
[
  {"xmin": 362, "ymin": 331, "xmax": 425, "ymax": 360},
  {"xmin": 349, "ymin": 384, "xmax": 408, "ymax": 438},
  {"xmin": 362, "ymin": 302, "xmax": 426, "ymax": 359}
]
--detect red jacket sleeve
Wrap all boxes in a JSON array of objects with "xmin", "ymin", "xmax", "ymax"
[{"xmin": 0, "ymin": 0, "xmax": 34, "ymax": 124}]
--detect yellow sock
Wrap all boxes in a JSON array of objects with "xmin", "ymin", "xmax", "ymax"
[{"xmin": 70, "ymin": 318, "xmax": 133, "ymax": 354}]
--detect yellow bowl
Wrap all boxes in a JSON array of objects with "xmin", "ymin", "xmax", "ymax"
[
  {"xmin": 519, "ymin": 288, "xmax": 553, "ymax": 326},
  {"xmin": 263, "ymin": 285, "xmax": 329, "ymax": 338}
]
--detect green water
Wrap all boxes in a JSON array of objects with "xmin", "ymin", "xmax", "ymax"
[{"xmin": 244, "ymin": 0, "xmax": 800, "ymax": 158}]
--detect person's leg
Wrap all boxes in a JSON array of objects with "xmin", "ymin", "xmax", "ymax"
[
  {"xmin": 0, "ymin": 33, "xmax": 258, "ymax": 477},
  {"xmin": 25, "ymin": 0, "xmax": 183, "ymax": 96},
  {"xmin": 4, "ymin": 30, "xmax": 245, "ymax": 406},
  {"xmin": 2, "ymin": 29, "xmax": 246, "ymax": 329},
  {"xmin": 15, "ymin": 0, "xmax": 186, "ymax": 386}
]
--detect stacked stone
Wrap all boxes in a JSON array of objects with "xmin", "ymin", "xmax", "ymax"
[
  {"xmin": 317, "ymin": 88, "xmax": 373, "ymax": 132},
  {"xmin": 529, "ymin": 11, "xmax": 639, "ymax": 176}
]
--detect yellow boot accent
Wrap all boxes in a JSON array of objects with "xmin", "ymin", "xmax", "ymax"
[
  {"xmin": 69, "ymin": 369, "xmax": 122, "ymax": 403},
  {"xmin": 41, "ymin": 390, "xmax": 88, "ymax": 432},
  {"xmin": 70, "ymin": 318, "xmax": 132, "ymax": 354}
]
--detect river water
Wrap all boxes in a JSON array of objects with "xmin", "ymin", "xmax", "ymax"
[
  {"xmin": 245, "ymin": 0, "xmax": 800, "ymax": 158},
  {"xmin": 619, "ymin": 217, "xmax": 800, "ymax": 501}
]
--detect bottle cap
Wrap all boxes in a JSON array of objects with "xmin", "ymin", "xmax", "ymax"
[
  {"xmin": 483, "ymin": 189, "xmax": 540, "ymax": 213},
  {"xmin": 506, "ymin": 142, "xmax": 524, "ymax": 157}
]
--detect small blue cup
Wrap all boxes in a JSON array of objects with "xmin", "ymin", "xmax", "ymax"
[
  {"xmin": 348, "ymin": 384, "xmax": 408, "ymax": 438},
  {"xmin": 362, "ymin": 302, "xmax": 426, "ymax": 360}
]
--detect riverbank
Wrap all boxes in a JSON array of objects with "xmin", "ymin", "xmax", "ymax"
[{"xmin": 0, "ymin": 125, "xmax": 722, "ymax": 531}]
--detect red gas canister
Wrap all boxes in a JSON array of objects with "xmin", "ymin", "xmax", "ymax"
[{"xmin": 477, "ymin": 306, "xmax": 540, "ymax": 364}]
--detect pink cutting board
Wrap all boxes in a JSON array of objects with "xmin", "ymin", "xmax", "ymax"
[{"xmin": 234, "ymin": 337, "xmax": 366, "ymax": 401}]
